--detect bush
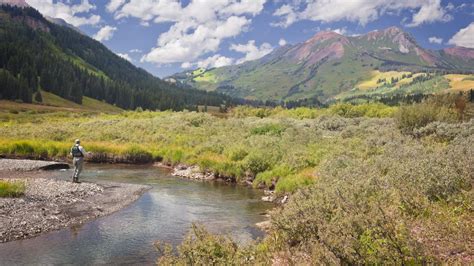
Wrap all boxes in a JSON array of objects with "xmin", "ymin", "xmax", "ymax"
[
  {"xmin": 274, "ymin": 173, "xmax": 314, "ymax": 193},
  {"xmin": 395, "ymin": 103, "xmax": 457, "ymax": 133},
  {"xmin": 254, "ymin": 165, "xmax": 293, "ymax": 188},
  {"xmin": 156, "ymin": 224, "xmax": 259, "ymax": 265},
  {"xmin": 250, "ymin": 123, "xmax": 285, "ymax": 136},
  {"xmin": 241, "ymin": 151, "xmax": 274, "ymax": 176}
]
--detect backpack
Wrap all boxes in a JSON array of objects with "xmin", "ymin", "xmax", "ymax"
[{"xmin": 71, "ymin": 145, "xmax": 83, "ymax": 157}]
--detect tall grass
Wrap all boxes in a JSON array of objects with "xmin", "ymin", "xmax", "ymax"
[
  {"xmin": 0, "ymin": 180, "xmax": 25, "ymax": 197},
  {"xmin": 0, "ymin": 100, "xmax": 470, "ymax": 193}
]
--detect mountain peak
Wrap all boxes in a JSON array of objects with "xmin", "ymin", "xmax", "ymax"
[
  {"xmin": 0, "ymin": 0, "xmax": 29, "ymax": 7},
  {"xmin": 382, "ymin": 26, "xmax": 404, "ymax": 35},
  {"xmin": 307, "ymin": 31, "xmax": 342, "ymax": 43}
]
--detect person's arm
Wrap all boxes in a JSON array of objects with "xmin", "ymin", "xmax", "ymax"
[{"xmin": 79, "ymin": 146, "xmax": 86, "ymax": 156}]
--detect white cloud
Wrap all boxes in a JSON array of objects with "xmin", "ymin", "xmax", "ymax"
[
  {"xmin": 278, "ymin": 38, "xmax": 287, "ymax": 46},
  {"xmin": 428, "ymin": 36, "xmax": 443, "ymax": 44},
  {"xmin": 230, "ymin": 40, "xmax": 273, "ymax": 64},
  {"xmin": 181, "ymin": 62, "xmax": 193, "ymax": 69},
  {"xmin": 196, "ymin": 54, "xmax": 234, "ymax": 69},
  {"xmin": 181, "ymin": 54, "xmax": 234, "ymax": 69},
  {"xmin": 106, "ymin": 0, "xmax": 126, "ymax": 13},
  {"xmin": 93, "ymin": 25, "xmax": 117, "ymax": 42},
  {"xmin": 405, "ymin": 0, "xmax": 452, "ymax": 27},
  {"xmin": 272, "ymin": 0, "xmax": 452, "ymax": 28},
  {"xmin": 448, "ymin": 22, "xmax": 474, "ymax": 48},
  {"xmin": 332, "ymin": 27, "xmax": 347, "ymax": 35},
  {"xmin": 117, "ymin": 53, "xmax": 132, "ymax": 62},
  {"xmin": 108, "ymin": 0, "xmax": 265, "ymax": 65},
  {"xmin": 25, "ymin": 0, "xmax": 100, "ymax": 26},
  {"xmin": 129, "ymin": 49, "xmax": 142, "ymax": 53}
]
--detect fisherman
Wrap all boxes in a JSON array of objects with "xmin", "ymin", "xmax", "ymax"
[{"xmin": 70, "ymin": 139, "xmax": 86, "ymax": 183}]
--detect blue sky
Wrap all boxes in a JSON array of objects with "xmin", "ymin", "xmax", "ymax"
[{"xmin": 24, "ymin": 0, "xmax": 474, "ymax": 78}]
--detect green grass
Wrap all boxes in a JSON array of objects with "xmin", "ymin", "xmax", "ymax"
[
  {"xmin": 0, "ymin": 180, "xmax": 25, "ymax": 197},
  {"xmin": 32, "ymin": 90, "xmax": 122, "ymax": 113},
  {"xmin": 0, "ymin": 100, "xmax": 468, "ymax": 194}
]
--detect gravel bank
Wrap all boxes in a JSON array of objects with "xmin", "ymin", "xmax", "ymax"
[
  {"xmin": 0, "ymin": 160, "xmax": 150, "ymax": 243},
  {"xmin": 0, "ymin": 159, "xmax": 69, "ymax": 171}
]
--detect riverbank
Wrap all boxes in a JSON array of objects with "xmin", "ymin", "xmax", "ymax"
[
  {"xmin": 0, "ymin": 160, "xmax": 150, "ymax": 243},
  {"xmin": 160, "ymin": 162, "xmax": 287, "ymax": 204}
]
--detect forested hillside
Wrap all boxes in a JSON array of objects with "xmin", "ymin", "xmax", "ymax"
[{"xmin": 0, "ymin": 5, "xmax": 234, "ymax": 111}]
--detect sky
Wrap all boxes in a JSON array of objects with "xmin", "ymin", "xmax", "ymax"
[{"xmin": 23, "ymin": 0, "xmax": 474, "ymax": 78}]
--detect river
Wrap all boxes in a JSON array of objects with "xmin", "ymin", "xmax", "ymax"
[{"xmin": 0, "ymin": 164, "xmax": 273, "ymax": 265}]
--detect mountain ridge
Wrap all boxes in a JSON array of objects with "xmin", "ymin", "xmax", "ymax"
[{"xmin": 170, "ymin": 26, "xmax": 474, "ymax": 102}]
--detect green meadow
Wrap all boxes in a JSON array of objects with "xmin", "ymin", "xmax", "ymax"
[{"xmin": 1, "ymin": 98, "xmax": 473, "ymax": 263}]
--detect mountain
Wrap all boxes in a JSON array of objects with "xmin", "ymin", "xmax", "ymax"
[
  {"xmin": 0, "ymin": 4, "xmax": 234, "ymax": 110},
  {"xmin": 44, "ymin": 16, "xmax": 84, "ymax": 34},
  {"xmin": 170, "ymin": 26, "xmax": 474, "ymax": 102}
]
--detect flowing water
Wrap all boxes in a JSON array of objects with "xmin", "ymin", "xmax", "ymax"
[{"xmin": 0, "ymin": 164, "xmax": 273, "ymax": 265}]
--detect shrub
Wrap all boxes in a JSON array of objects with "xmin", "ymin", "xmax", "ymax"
[
  {"xmin": 241, "ymin": 151, "xmax": 274, "ymax": 176},
  {"xmin": 254, "ymin": 165, "xmax": 293, "ymax": 188},
  {"xmin": 395, "ymin": 103, "xmax": 457, "ymax": 133},
  {"xmin": 156, "ymin": 224, "xmax": 259, "ymax": 265},
  {"xmin": 250, "ymin": 123, "xmax": 285, "ymax": 136},
  {"xmin": 274, "ymin": 173, "xmax": 314, "ymax": 193}
]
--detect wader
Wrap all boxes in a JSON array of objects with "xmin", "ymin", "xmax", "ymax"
[{"xmin": 72, "ymin": 157, "xmax": 84, "ymax": 183}]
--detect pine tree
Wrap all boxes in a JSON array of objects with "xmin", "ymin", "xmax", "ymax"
[{"xmin": 34, "ymin": 90, "xmax": 42, "ymax": 102}]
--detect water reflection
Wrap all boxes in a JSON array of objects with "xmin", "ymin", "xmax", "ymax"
[{"xmin": 0, "ymin": 164, "xmax": 272, "ymax": 265}]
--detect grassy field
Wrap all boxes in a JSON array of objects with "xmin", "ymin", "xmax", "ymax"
[
  {"xmin": 445, "ymin": 74, "xmax": 474, "ymax": 91},
  {"xmin": 1, "ymin": 98, "xmax": 472, "ymax": 263},
  {"xmin": 356, "ymin": 70, "xmax": 415, "ymax": 89},
  {"xmin": 0, "ymin": 90, "xmax": 123, "ymax": 114}
]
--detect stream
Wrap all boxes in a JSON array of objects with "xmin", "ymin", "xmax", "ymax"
[{"xmin": 0, "ymin": 164, "xmax": 273, "ymax": 265}]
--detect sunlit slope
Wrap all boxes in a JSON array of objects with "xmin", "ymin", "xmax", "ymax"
[
  {"xmin": 171, "ymin": 27, "xmax": 474, "ymax": 102},
  {"xmin": 445, "ymin": 74, "xmax": 474, "ymax": 91}
]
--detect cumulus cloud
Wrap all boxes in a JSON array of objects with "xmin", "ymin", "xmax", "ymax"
[
  {"xmin": 405, "ymin": 0, "xmax": 452, "ymax": 27},
  {"xmin": 448, "ymin": 22, "xmax": 474, "ymax": 48},
  {"xmin": 93, "ymin": 25, "xmax": 117, "ymax": 42},
  {"xmin": 230, "ymin": 40, "xmax": 273, "ymax": 64},
  {"xmin": 106, "ymin": 0, "xmax": 126, "ymax": 13},
  {"xmin": 117, "ymin": 53, "xmax": 132, "ymax": 62},
  {"xmin": 193, "ymin": 54, "xmax": 234, "ymax": 69},
  {"xmin": 25, "ymin": 0, "xmax": 100, "ymax": 26},
  {"xmin": 107, "ymin": 0, "xmax": 265, "ymax": 65},
  {"xmin": 278, "ymin": 38, "xmax": 287, "ymax": 46},
  {"xmin": 181, "ymin": 54, "xmax": 234, "ymax": 69},
  {"xmin": 428, "ymin": 36, "xmax": 443, "ymax": 44},
  {"xmin": 272, "ymin": 0, "xmax": 452, "ymax": 28}
]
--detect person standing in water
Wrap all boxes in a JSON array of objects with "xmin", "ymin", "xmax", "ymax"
[{"xmin": 70, "ymin": 139, "xmax": 86, "ymax": 183}]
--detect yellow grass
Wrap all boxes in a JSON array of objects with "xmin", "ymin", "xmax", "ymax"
[
  {"xmin": 82, "ymin": 97, "xmax": 123, "ymax": 113},
  {"xmin": 194, "ymin": 71, "xmax": 218, "ymax": 83},
  {"xmin": 445, "ymin": 74, "xmax": 474, "ymax": 91},
  {"xmin": 356, "ymin": 70, "xmax": 423, "ymax": 90}
]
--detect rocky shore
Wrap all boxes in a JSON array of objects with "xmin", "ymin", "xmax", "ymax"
[
  {"xmin": 0, "ymin": 159, "xmax": 150, "ymax": 243},
  {"xmin": 163, "ymin": 163, "xmax": 289, "ymax": 204}
]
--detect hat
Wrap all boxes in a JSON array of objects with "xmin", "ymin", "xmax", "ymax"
[{"xmin": 75, "ymin": 139, "xmax": 80, "ymax": 144}]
